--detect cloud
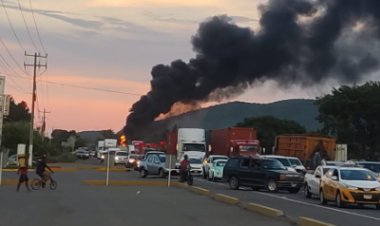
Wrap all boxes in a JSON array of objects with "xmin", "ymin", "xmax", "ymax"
[{"xmin": 1, "ymin": 1, "xmax": 159, "ymax": 37}]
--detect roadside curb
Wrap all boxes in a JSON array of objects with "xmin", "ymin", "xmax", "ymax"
[
  {"xmin": 298, "ymin": 217, "xmax": 336, "ymax": 226},
  {"xmin": 188, "ymin": 186, "xmax": 211, "ymax": 196},
  {"xmin": 244, "ymin": 202, "xmax": 284, "ymax": 218},
  {"xmin": 211, "ymin": 193, "xmax": 240, "ymax": 205},
  {"xmin": 0, "ymin": 179, "xmax": 18, "ymax": 185}
]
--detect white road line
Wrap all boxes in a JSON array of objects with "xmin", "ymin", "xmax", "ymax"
[
  {"xmin": 254, "ymin": 191, "xmax": 380, "ymax": 222},
  {"xmin": 194, "ymin": 178, "xmax": 380, "ymax": 222}
]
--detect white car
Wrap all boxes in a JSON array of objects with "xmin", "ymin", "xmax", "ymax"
[
  {"xmin": 202, "ymin": 155, "xmax": 229, "ymax": 179},
  {"xmin": 189, "ymin": 157, "xmax": 203, "ymax": 176},
  {"xmin": 261, "ymin": 155, "xmax": 297, "ymax": 172},
  {"xmin": 208, "ymin": 159, "xmax": 228, "ymax": 181},
  {"xmin": 304, "ymin": 165, "xmax": 337, "ymax": 198},
  {"xmin": 287, "ymin": 156, "xmax": 306, "ymax": 172},
  {"xmin": 114, "ymin": 151, "xmax": 128, "ymax": 165}
]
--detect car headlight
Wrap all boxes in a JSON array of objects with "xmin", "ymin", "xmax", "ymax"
[
  {"xmin": 136, "ymin": 160, "xmax": 141, "ymax": 167},
  {"xmin": 343, "ymin": 184, "xmax": 358, "ymax": 190},
  {"xmin": 101, "ymin": 155, "xmax": 105, "ymax": 159},
  {"xmin": 115, "ymin": 157, "xmax": 119, "ymax": 160},
  {"xmin": 129, "ymin": 159, "xmax": 135, "ymax": 163}
]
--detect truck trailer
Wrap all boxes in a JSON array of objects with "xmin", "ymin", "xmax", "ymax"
[
  {"xmin": 274, "ymin": 134, "xmax": 336, "ymax": 169},
  {"xmin": 210, "ymin": 127, "xmax": 260, "ymax": 157}
]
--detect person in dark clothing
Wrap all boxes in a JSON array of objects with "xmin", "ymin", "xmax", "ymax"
[{"xmin": 36, "ymin": 155, "xmax": 54, "ymax": 187}]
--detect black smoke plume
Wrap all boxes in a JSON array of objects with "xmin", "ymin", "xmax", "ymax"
[{"xmin": 125, "ymin": 0, "xmax": 380, "ymax": 137}]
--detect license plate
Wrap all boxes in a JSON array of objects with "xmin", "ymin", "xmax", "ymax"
[
  {"xmin": 363, "ymin": 194, "xmax": 372, "ymax": 200},
  {"xmin": 291, "ymin": 182, "xmax": 297, "ymax": 187}
]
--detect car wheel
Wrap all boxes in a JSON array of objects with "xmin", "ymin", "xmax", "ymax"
[
  {"xmin": 336, "ymin": 191, "xmax": 345, "ymax": 208},
  {"xmin": 229, "ymin": 176, "xmax": 239, "ymax": 190},
  {"xmin": 304, "ymin": 184, "xmax": 311, "ymax": 198},
  {"xmin": 376, "ymin": 204, "xmax": 380, "ymax": 209},
  {"xmin": 320, "ymin": 189, "xmax": 327, "ymax": 205},
  {"xmin": 140, "ymin": 168, "xmax": 148, "ymax": 178},
  {"xmin": 159, "ymin": 169, "xmax": 165, "ymax": 178},
  {"xmin": 266, "ymin": 180, "xmax": 278, "ymax": 192}
]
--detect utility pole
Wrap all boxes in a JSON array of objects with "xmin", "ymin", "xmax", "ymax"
[
  {"xmin": 25, "ymin": 52, "xmax": 47, "ymax": 164},
  {"xmin": 39, "ymin": 108, "xmax": 51, "ymax": 137}
]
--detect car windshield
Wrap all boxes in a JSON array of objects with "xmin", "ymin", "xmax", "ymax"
[
  {"xmin": 239, "ymin": 145, "xmax": 258, "ymax": 152},
  {"xmin": 359, "ymin": 163, "xmax": 380, "ymax": 173},
  {"xmin": 340, "ymin": 169, "xmax": 377, "ymax": 181},
  {"xmin": 108, "ymin": 150, "xmax": 116, "ymax": 155},
  {"xmin": 271, "ymin": 158, "xmax": 291, "ymax": 167},
  {"xmin": 289, "ymin": 158, "xmax": 302, "ymax": 166},
  {"xmin": 189, "ymin": 158, "xmax": 202, "ymax": 164},
  {"xmin": 159, "ymin": 154, "xmax": 166, "ymax": 162},
  {"xmin": 183, "ymin": 144, "xmax": 205, "ymax": 152},
  {"xmin": 116, "ymin": 152, "xmax": 128, "ymax": 156},
  {"xmin": 261, "ymin": 159, "xmax": 286, "ymax": 170},
  {"xmin": 215, "ymin": 161, "xmax": 227, "ymax": 167}
]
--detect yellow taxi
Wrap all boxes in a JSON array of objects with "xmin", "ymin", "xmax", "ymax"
[{"xmin": 320, "ymin": 167, "xmax": 380, "ymax": 208}]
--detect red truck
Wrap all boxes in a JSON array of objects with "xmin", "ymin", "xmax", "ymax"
[{"xmin": 210, "ymin": 127, "xmax": 260, "ymax": 157}]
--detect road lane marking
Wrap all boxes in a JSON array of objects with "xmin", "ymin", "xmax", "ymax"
[
  {"xmin": 194, "ymin": 177, "xmax": 380, "ymax": 222},
  {"xmin": 253, "ymin": 191, "xmax": 380, "ymax": 222}
]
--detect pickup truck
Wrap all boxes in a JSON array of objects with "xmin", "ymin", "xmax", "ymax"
[{"xmin": 303, "ymin": 165, "xmax": 337, "ymax": 198}]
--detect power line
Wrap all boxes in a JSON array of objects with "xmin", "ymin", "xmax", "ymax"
[
  {"xmin": 0, "ymin": 38, "xmax": 29, "ymax": 75},
  {"xmin": 1, "ymin": 0, "xmax": 26, "ymax": 51},
  {"xmin": 28, "ymin": 0, "xmax": 46, "ymax": 53},
  {"xmin": 39, "ymin": 80, "xmax": 143, "ymax": 96},
  {"xmin": 0, "ymin": 52, "xmax": 26, "ymax": 77},
  {"xmin": 17, "ymin": 0, "xmax": 39, "ymax": 52}
]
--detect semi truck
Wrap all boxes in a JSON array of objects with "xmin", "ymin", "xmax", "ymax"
[
  {"xmin": 209, "ymin": 127, "xmax": 260, "ymax": 157},
  {"xmin": 274, "ymin": 134, "xmax": 336, "ymax": 169},
  {"xmin": 166, "ymin": 128, "xmax": 207, "ymax": 161}
]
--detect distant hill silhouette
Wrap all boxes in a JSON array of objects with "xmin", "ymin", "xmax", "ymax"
[
  {"xmin": 155, "ymin": 99, "xmax": 320, "ymax": 130},
  {"xmin": 79, "ymin": 99, "xmax": 321, "ymax": 144}
]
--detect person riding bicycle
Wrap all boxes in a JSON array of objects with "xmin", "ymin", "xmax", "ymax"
[
  {"xmin": 36, "ymin": 154, "xmax": 54, "ymax": 187},
  {"xmin": 179, "ymin": 155, "xmax": 190, "ymax": 182}
]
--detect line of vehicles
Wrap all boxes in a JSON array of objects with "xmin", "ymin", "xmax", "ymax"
[{"xmin": 91, "ymin": 127, "xmax": 380, "ymax": 209}]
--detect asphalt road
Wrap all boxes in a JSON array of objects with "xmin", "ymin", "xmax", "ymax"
[
  {"xmin": 192, "ymin": 177, "xmax": 380, "ymax": 226},
  {"xmin": 2, "ymin": 159, "xmax": 379, "ymax": 226},
  {"xmin": 0, "ymin": 163, "xmax": 290, "ymax": 226}
]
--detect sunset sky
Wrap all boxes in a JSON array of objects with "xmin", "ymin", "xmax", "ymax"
[{"xmin": 0, "ymin": 0, "xmax": 366, "ymax": 135}]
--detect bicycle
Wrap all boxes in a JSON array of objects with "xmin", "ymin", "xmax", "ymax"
[{"xmin": 31, "ymin": 175, "xmax": 57, "ymax": 190}]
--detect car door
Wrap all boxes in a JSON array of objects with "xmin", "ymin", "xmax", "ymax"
[
  {"xmin": 146, "ymin": 155, "xmax": 154, "ymax": 173},
  {"xmin": 324, "ymin": 169, "xmax": 339, "ymax": 200},
  {"xmin": 310, "ymin": 167, "xmax": 322, "ymax": 195},
  {"xmin": 238, "ymin": 158, "xmax": 251, "ymax": 184},
  {"xmin": 151, "ymin": 155, "xmax": 160, "ymax": 174},
  {"xmin": 249, "ymin": 159, "xmax": 266, "ymax": 186}
]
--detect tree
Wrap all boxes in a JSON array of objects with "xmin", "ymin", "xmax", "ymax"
[
  {"xmin": 316, "ymin": 81, "xmax": 380, "ymax": 160},
  {"xmin": 3, "ymin": 97, "xmax": 30, "ymax": 123},
  {"xmin": 236, "ymin": 116, "xmax": 306, "ymax": 154}
]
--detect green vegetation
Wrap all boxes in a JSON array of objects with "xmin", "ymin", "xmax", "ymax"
[{"xmin": 316, "ymin": 81, "xmax": 380, "ymax": 160}]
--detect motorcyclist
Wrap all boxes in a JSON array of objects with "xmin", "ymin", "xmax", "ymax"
[{"xmin": 179, "ymin": 154, "xmax": 190, "ymax": 182}]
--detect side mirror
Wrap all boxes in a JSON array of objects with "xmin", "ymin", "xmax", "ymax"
[{"xmin": 331, "ymin": 176, "xmax": 338, "ymax": 181}]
